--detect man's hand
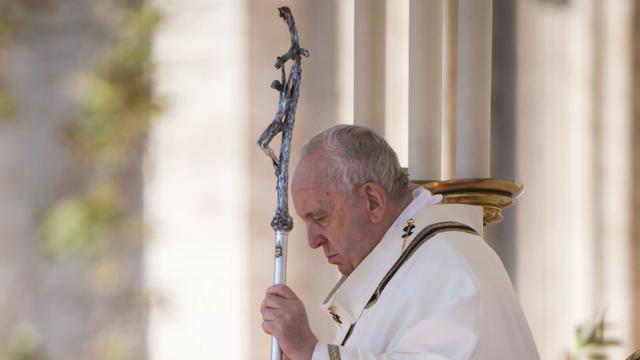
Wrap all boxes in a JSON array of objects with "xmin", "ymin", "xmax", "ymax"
[{"xmin": 261, "ymin": 284, "xmax": 318, "ymax": 360}]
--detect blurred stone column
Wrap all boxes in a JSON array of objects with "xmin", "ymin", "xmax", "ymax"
[
  {"xmin": 515, "ymin": 0, "xmax": 598, "ymax": 357},
  {"xmin": 455, "ymin": 0, "xmax": 492, "ymax": 178},
  {"xmin": 633, "ymin": 0, "xmax": 640, "ymax": 350},
  {"xmin": 384, "ymin": 0, "xmax": 409, "ymax": 166},
  {"xmin": 514, "ymin": 0, "xmax": 637, "ymax": 358},
  {"xmin": 408, "ymin": 0, "xmax": 443, "ymax": 181},
  {"xmin": 487, "ymin": 0, "xmax": 517, "ymax": 285},
  {"xmin": 146, "ymin": 0, "xmax": 250, "ymax": 359},
  {"xmin": 442, "ymin": 0, "xmax": 458, "ymax": 180},
  {"xmin": 354, "ymin": 0, "xmax": 386, "ymax": 135},
  {"xmin": 594, "ymin": 1, "xmax": 634, "ymax": 358}
]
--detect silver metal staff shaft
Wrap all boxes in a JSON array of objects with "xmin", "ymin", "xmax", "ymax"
[
  {"xmin": 273, "ymin": 231, "xmax": 289, "ymax": 285},
  {"xmin": 271, "ymin": 230, "xmax": 289, "ymax": 360}
]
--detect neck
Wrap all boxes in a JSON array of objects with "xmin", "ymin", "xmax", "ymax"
[
  {"xmin": 372, "ymin": 189, "xmax": 414, "ymax": 243},
  {"xmin": 349, "ymin": 189, "xmax": 414, "ymax": 274}
]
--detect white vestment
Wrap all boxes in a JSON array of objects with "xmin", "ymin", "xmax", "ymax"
[{"xmin": 311, "ymin": 189, "xmax": 539, "ymax": 360}]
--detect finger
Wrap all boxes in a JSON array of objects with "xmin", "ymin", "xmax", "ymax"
[
  {"xmin": 261, "ymin": 307, "xmax": 278, "ymax": 321},
  {"xmin": 261, "ymin": 294, "xmax": 287, "ymax": 310},
  {"xmin": 262, "ymin": 320, "xmax": 273, "ymax": 335},
  {"xmin": 267, "ymin": 284, "xmax": 297, "ymax": 299}
]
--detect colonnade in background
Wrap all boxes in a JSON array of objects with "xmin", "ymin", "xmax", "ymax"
[{"xmin": 354, "ymin": 0, "xmax": 492, "ymax": 180}]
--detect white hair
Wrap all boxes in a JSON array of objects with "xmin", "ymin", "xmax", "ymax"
[{"xmin": 299, "ymin": 125, "xmax": 409, "ymax": 199}]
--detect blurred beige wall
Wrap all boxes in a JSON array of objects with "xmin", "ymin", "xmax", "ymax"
[
  {"xmin": 146, "ymin": 0, "xmax": 251, "ymax": 358},
  {"xmin": 0, "ymin": 0, "xmax": 146, "ymax": 358}
]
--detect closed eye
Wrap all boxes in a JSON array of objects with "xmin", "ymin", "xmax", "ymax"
[{"xmin": 311, "ymin": 213, "xmax": 327, "ymax": 226}]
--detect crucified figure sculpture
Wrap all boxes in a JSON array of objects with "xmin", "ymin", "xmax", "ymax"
[{"xmin": 258, "ymin": 6, "xmax": 309, "ymax": 233}]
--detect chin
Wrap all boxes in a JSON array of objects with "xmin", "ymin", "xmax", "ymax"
[{"xmin": 337, "ymin": 265, "xmax": 353, "ymax": 276}]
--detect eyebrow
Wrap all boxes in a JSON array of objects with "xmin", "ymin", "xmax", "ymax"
[{"xmin": 304, "ymin": 210, "xmax": 327, "ymax": 220}]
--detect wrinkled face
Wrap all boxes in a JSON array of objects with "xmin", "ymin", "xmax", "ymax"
[{"xmin": 292, "ymin": 152, "xmax": 374, "ymax": 276}]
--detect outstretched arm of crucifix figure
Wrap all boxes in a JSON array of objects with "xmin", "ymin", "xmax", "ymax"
[{"xmin": 257, "ymin": 6, "xmax": 309, "ymax": 232}]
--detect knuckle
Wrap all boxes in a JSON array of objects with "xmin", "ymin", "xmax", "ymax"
[{"xmin": 282, "ymin": 313, "xmax": 292, "ymax": 323}]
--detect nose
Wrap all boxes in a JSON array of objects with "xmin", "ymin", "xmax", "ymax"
[{"xmin": 307, "ymin": 226, "xmax": 326, "ymax": 249}]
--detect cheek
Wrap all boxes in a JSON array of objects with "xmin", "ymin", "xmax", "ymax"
[
  {"xmin": 328, "ymin": 208, "xmax": 353, "ymax": 251},
  {"xmin": 341, "ymin": 209, "xmax": 370, "ymax": 253},
  {"xmin": 333, "ymin": 206, "xmax": 348, "ymax": 229}
]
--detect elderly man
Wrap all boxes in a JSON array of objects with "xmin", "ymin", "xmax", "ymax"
[{"xmin": 261, "ymin": 125, "xmax": 539, "ymax": 359}]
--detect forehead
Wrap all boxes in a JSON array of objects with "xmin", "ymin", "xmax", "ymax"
[
  {"xmin": 292, "ymin": 148, "xmax": 328, "ymax": 191},
  {"xmin": 292, "ymin": 157, "xmax": 341, "ymax": 215},
  {"xmin": 292, "ymin": 174, "xmax": 330, "ymax": 212}
]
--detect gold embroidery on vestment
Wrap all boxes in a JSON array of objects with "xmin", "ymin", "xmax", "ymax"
[{"xmin": 328, "ymin": 344, "xmax": 341, "ymax": 360}]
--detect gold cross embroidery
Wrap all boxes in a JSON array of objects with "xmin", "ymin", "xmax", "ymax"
[
  {"xmin": 401, "ymin": 218, "xmax": 416, "ymax": 253},
  {"xmin": 328, "ymin": 306, "xmax": 342, "ymax": 324}
]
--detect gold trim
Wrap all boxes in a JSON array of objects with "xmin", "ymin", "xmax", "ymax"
[
  {"xmin": 412, "ymin": 178, "xmax": 524, "ymax": 225},
  {"xmin": 328, "ymin": 344, "xmax": 341, "ymax": 360}
]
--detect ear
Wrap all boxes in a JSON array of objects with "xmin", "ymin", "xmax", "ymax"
[{"xmin": 361, "ymin": 182, "xmax": 388, "ymax": 224}]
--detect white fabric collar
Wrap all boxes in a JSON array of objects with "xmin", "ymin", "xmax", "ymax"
[
  {"xmin": 391, "ymin": 187, "xmax": 443, "ymax": 229},
  {"xmin": 320, "ymin": 190, "xmax": 483, "ymax": 328}
]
